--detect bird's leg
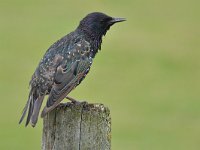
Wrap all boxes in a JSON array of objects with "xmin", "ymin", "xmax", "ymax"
[
  {"xmin": 66, "ymin": 96, "xmax": 88, "ymax": 105},
  {"xmin": 66, "ymin": 96, "xmax": 81, "ymax": 104}
]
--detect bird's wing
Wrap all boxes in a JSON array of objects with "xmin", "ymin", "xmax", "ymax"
[{"xmin": 41, "ymin": 58, "xmax": 91, "ymax": 117}]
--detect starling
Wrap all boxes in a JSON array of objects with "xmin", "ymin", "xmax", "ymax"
[{"xmin": 19, "ymin": 12, "xmax": 126, "ymax": 127}]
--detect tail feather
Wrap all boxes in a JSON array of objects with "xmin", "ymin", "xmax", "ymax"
[
  {"xmin": 19, "ymin": 89, "xmax": 45, "ymax": 127},
  {"xmin": 30, "ymin": 95, "xmax": 45, "ymax": 127},
  {"xmin": 19, "ymin": 89, "xmax": 33, "ymax": 125},
  {"xmin": 19, "ymin": 96, "xmax": 31, "ymax": 124},
  {"xmin": 25, "ymin": 95, "xmax": 34, "ymax": 126}
]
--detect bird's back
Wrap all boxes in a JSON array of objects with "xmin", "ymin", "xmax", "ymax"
[
  {"xmin": 20, "ymin": 30, "xmax": 93, "ymax": 126},
  {"xmin": 30, "ymin": 31, "xmax": 86, "ymax": 93}
]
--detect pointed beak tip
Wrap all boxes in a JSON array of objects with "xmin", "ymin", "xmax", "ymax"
[{"xmin": 112, "ymin": 17, "xmax": 126, "ymax": 23}]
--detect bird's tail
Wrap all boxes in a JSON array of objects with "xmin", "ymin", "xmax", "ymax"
[{"xmin": 19, "ymin": 88, "xmax": 45, "ymax": 127}]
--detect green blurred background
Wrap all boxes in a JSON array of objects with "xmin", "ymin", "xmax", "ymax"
[{"xmin": 0, "ymin": 0, "xmax": 200, "ymax": 149}]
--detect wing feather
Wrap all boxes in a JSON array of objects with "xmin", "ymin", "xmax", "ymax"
[{"xmin": 41, "ymin": 59, "xmax": 91, "ymax": 117}]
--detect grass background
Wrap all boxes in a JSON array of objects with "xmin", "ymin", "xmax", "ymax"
[{"xmin": 0, "ymin": 0, "xmax": 200, "ymax": 149}]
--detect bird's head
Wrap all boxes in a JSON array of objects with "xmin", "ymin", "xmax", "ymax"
[{"xmin": 78, "ymin": 12, "xmax": 126, "ymax": 38}]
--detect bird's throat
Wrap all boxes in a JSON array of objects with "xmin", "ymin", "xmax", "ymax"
[{"xmin": 76, "ymin": 28, "xmax": 103, "ymax": 57}]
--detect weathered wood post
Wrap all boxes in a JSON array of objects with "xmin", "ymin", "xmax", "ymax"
[{"xmin": 42, "ymin": 102, "xmax": 111, "ymax": 150}]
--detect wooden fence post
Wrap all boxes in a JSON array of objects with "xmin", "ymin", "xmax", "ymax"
[{"xmin": 42, "ymin": 102, "xmax": 111, "ymax": 150}]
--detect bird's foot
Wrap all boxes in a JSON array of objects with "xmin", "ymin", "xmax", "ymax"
[
  {"xmin": 66, "ymin": 96, "xmax": 88, "ymax": 105},
  {"xmin": 66, "ymin": 96, "xmax": 80, "ymax": 104},
  {"xmin": 62, "ymin": 102, "xmax": 71, "ymax": 107}
]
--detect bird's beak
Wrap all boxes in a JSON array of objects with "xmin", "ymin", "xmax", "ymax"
[{"xmin": 110, "ymin": 17, "xmax": 126, "ymax": 24}]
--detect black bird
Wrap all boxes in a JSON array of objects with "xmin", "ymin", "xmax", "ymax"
[{"xmin": 19, "ymin": 12, "xmax": 126, "ymax": 127}]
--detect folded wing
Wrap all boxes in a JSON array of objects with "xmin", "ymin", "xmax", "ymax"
[{"xmin": 41, "ymin": 58, "xmax": 91, "ymax": 117}]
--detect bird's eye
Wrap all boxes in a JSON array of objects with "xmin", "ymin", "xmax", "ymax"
[{"xmin": 100, "ymin": 18, "xmax": 112, "ymax": 24}]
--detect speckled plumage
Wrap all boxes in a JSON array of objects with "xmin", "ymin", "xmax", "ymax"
[{"xmin": 19, "ymin": 12, "xmax": 125, "ymax": 127}]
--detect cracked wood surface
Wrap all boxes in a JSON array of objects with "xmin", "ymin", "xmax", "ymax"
[{"xmin": 42, "ymin": 103, "xmax": 111, "ymax": 150}]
